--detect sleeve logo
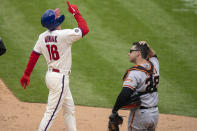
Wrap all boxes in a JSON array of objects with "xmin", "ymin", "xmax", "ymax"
[{"xmin": 75, "ymin": 29, "xmax": 79, "ymax": 33}]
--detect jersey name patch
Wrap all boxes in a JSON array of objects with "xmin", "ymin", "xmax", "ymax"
[{"xmin": 45, "ymin": 36, "xmax": 57, "ymax": 43}]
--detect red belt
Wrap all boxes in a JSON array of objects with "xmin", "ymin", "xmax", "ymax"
[{"xmin": 52, "ymin": 68, "xmax": 60, "ymax": 73}]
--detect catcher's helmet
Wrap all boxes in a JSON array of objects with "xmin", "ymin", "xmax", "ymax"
[{"xmin": 41, "ymin": 9, "xmax": 65, "ymax": 31}]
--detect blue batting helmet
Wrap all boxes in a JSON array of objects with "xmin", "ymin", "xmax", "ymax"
[{"xmin": 41, "ymin": 9, "xmax": 65, "ymax": 31}]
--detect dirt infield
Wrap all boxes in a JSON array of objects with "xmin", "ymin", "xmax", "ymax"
[{"xmin": 0, "ymin": 79, "xmax": 197, "ymax": 131}]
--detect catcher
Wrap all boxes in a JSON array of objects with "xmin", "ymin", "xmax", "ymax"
[{"xmin": 108, "ymin": 41, "xmax": 159, "ymax": 131}]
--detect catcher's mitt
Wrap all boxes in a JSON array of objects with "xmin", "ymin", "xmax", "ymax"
[{"xmin": 108, "ymin": 113, "xmax": 123, "ymax": 131}]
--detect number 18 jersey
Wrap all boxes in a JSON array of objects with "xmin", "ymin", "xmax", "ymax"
[{"xmin": 33, "ymin": 28, "xmax": 82, "ymax": 71}]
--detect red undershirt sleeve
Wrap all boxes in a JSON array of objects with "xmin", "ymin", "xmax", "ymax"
[
  {"xmin": 24, "ymin": 51, "xmax": 40, "ymax": 77},
  {"xmin": 74, "ymin": 13, "xmax": 89, "ymax": 37}
]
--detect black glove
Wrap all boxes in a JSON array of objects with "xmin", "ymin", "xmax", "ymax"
[{"xmin": 108, "ymin": 112, "xmax": 123, "ymax": 131}]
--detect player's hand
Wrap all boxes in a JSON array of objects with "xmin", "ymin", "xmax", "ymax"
[
  {"xmin": 55, "ymin": 8, "xmax": 60, "ymax": 19},
  {"xmin": 139, "ymin": 41, "xmax": 149, "ymax": 47},
  {"xmin": 66, "ymin": 1, "xmax": 79, "ymax": 15},
  {"xmin": 20, "ymin": 74, "xmax": 30, "ymax": 89},
  {"xmin": 139, "ymin": 41, "xmax": 156, "ymax": 58}
]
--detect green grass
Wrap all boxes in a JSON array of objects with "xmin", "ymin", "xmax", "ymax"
[{"xmin": 0, "ymin": 0, "xmax": 197, "ymax": 117}]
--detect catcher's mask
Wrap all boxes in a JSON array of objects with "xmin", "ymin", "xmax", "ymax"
[{"xmin": 41, "ymin": 9, "xmax": 65, "ymax": 31}]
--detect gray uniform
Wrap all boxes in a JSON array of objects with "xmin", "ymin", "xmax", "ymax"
[{"xmin": 123, "ymin": 57, "xmax": 159, "ymax": 131}]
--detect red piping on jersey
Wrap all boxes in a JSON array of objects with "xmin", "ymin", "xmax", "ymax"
[
  {"xmin": 24, "ymin": 51, "xmax": 40, "ymax": 77},
  {"xmin": 74, "ymin": 13, "xmax": 89, "ymax": 37}
]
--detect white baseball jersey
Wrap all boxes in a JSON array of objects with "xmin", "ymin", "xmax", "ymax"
[
  {"xmin": 33, "ymin": 28, "xmax": 82, "ymax": 71},
  {"xmin": 36, "ymin": 28, "xmax": 82, "ymax": 131},
  {"xmin": 123, "ymin": 57, "xmax": 160, "ymax": 107}
]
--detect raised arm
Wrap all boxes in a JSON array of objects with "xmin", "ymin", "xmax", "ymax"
[
  {"xmin": 139, "ymin": 41, "xmax": 156, "ymax": 58},
  {"xmin": 66, "ymin": 1, "xmax": 89, "ymax": 37}
]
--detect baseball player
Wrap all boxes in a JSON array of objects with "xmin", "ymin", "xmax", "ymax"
[
  {"xmin": 0, "ymin": 37, "xmax": 6, "ymax": 56},
  {"xmin": 108, "ymin": 41, "xmax": 159, "ymax": 131},
  {"xmin": 20, "ymin": 1, "xmax": 89, "ymax": 131}
]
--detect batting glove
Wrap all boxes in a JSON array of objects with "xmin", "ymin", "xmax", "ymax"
[
  {"xmin": 66, "ymin": 1, "xmax": 80, "ymax": 15},
  {"xmin": 20, "ymin": 74, "xmax": 30, "ymax": 89}
]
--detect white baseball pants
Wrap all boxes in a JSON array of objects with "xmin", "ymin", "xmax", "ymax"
[{"xmin": 38, "ymin": 71, "xmax": 76, "ymax": 131}]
